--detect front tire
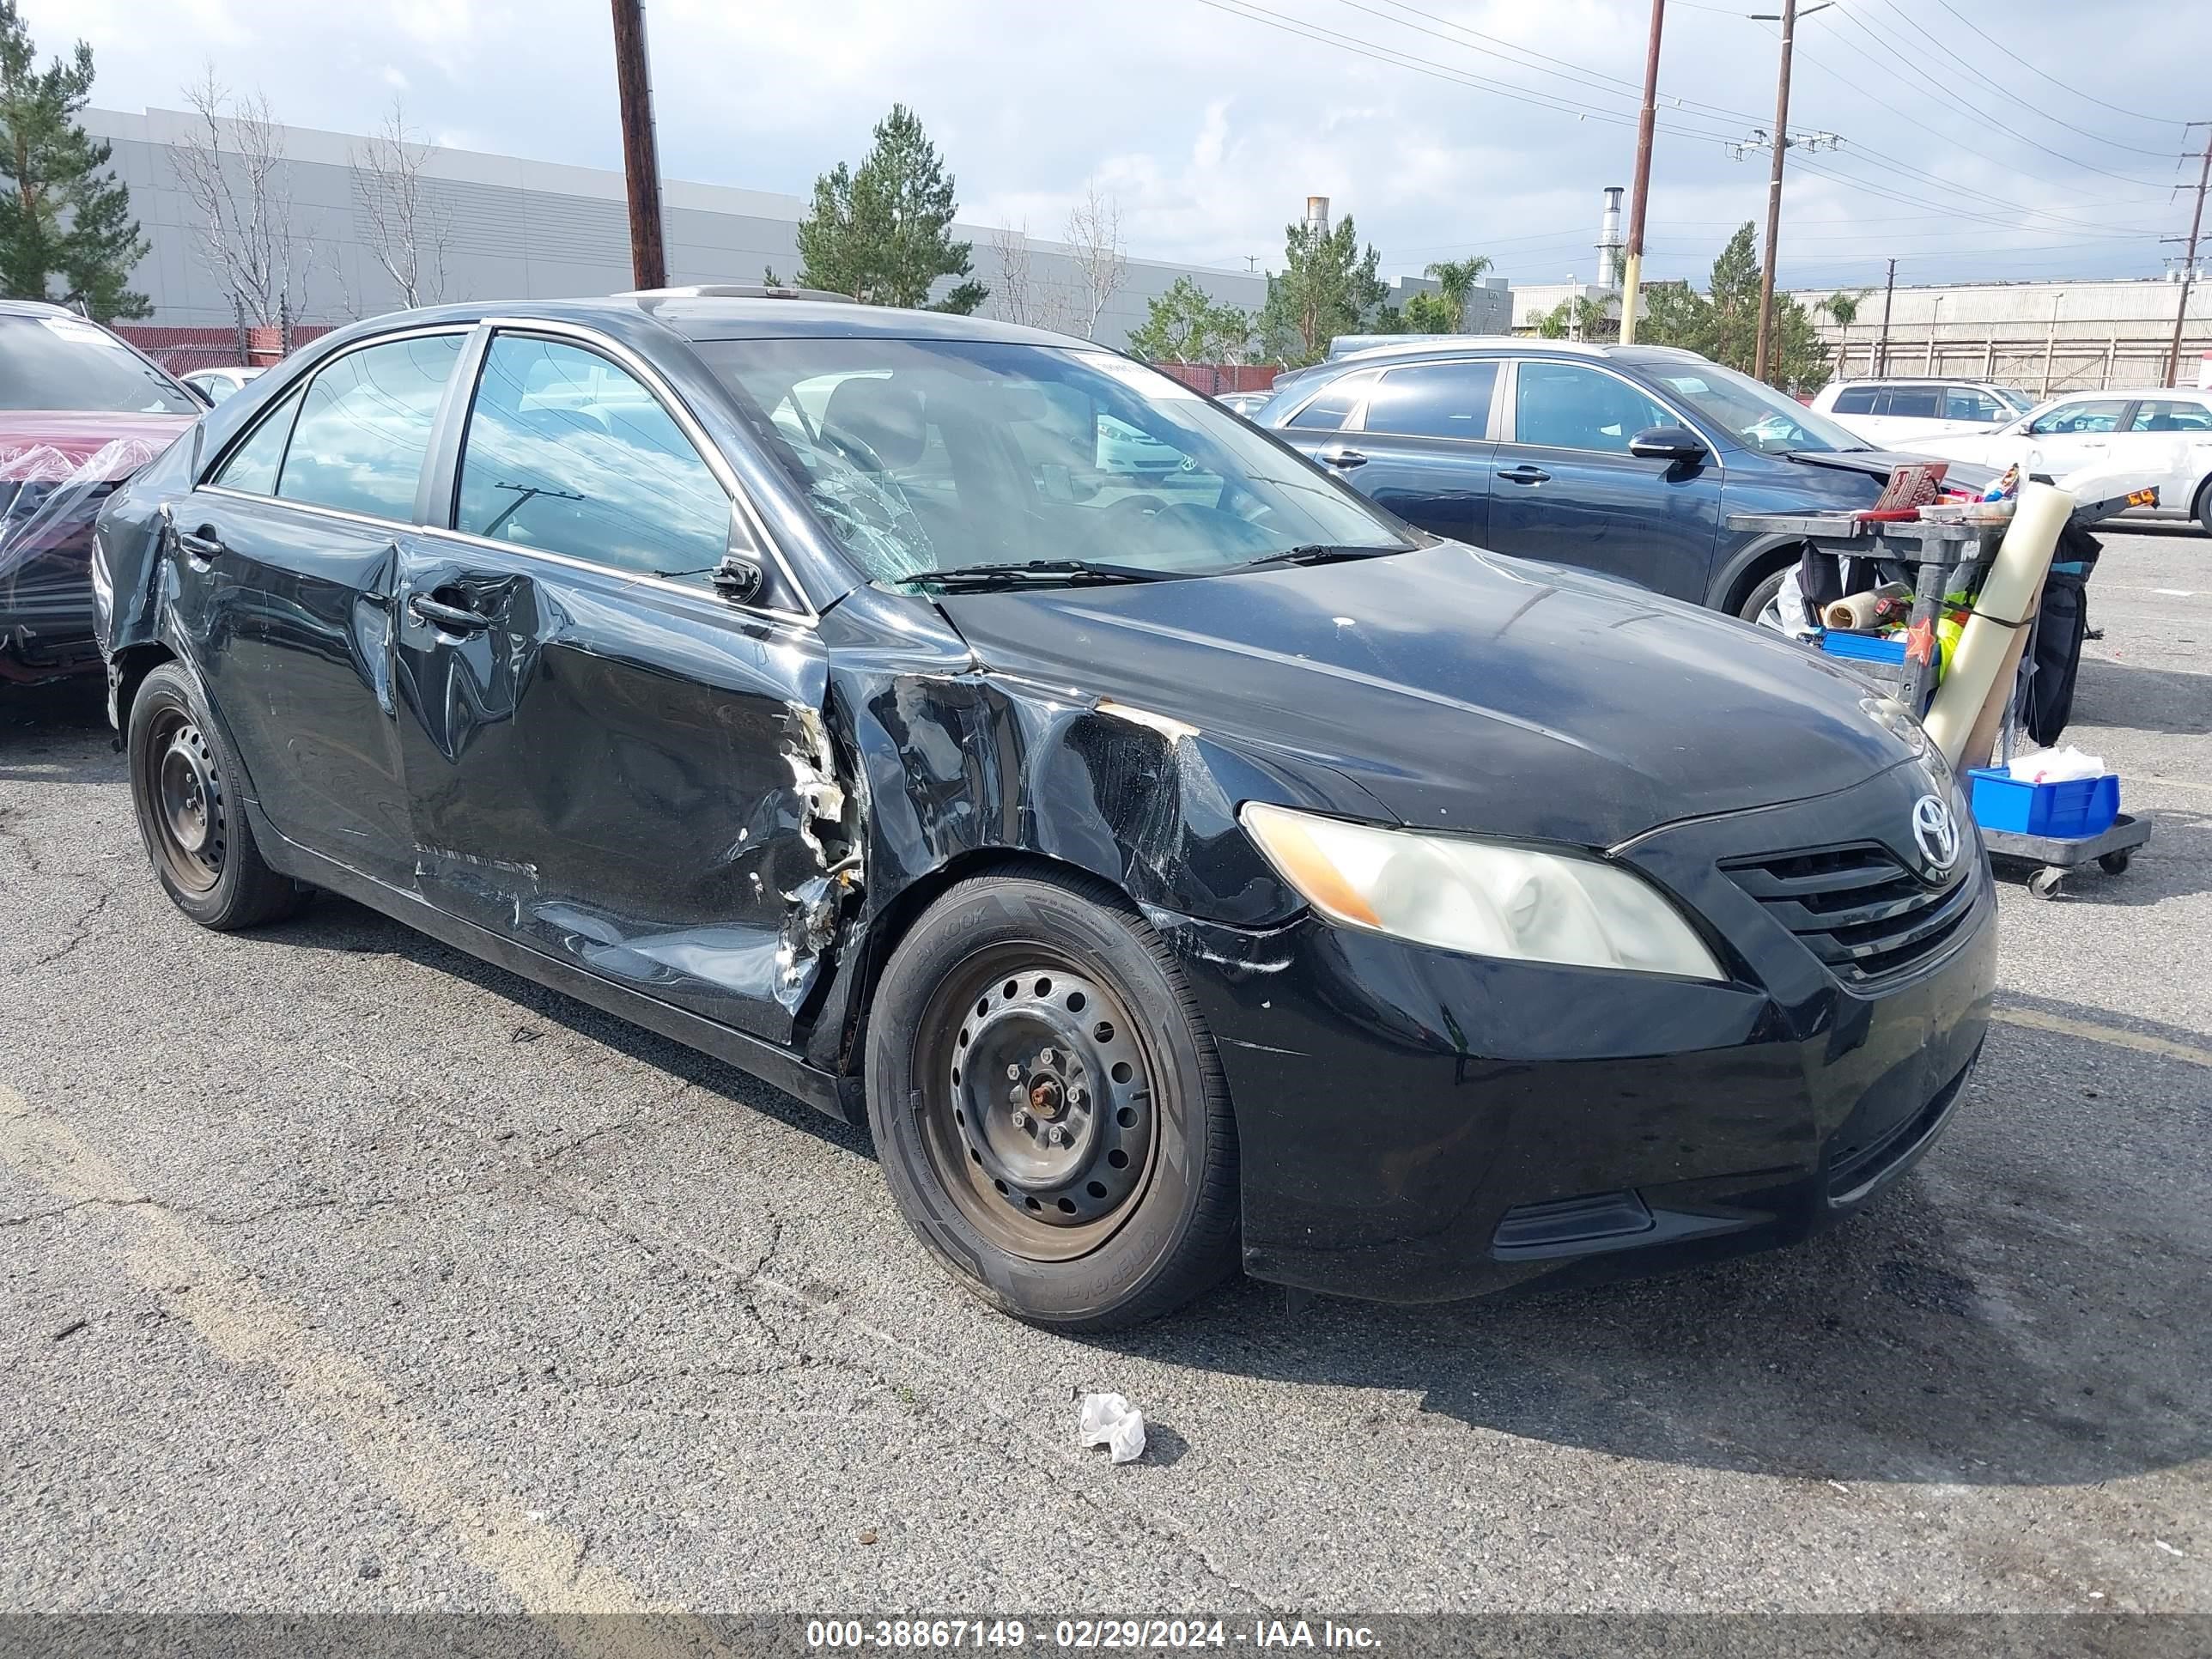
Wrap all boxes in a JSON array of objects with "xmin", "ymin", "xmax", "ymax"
[
  {"xmin": 1737, "ymin": 565, "xmax": 1790, "ymax": 627},
  {"xmin": 126, "ymin": 661, "xmax": 307, "ymax": 931},
  {"xmin": 2192, "ymin": 476, "xmax": 2212, "ymax": 536},
  {"xmin": 865, "ymin": 870, "xmax": 1240, "ymax": 1330}
]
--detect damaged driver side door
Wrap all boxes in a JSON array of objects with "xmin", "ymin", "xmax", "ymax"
[{"xmin": 392, "ymin": 325, "xmax": 839, "ymax": 1045}]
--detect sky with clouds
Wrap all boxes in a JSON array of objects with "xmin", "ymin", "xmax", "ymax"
[{"xmin": 25, "ymin": 0, "xmax": 2201, "ymax": 294}]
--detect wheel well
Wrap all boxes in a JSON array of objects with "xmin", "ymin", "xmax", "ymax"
[
  {"xmin": 1720, "ymin": 544, "xmax": 1801, "ymax": 617},
  {"xmin": 831, "ymin": 848, "xmax": 1133, "ymax": 1079},
  {"xmin": 109, "ymin": 641, "xmax": 177, "ymax": 734},
  {"xmin": 2191, "ymin": 471, "xmax": 2212, "ymax": 522}
]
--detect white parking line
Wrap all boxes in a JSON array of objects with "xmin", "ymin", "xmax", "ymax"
[
  {"xmin": 0, "ymin": 1085, "xmax": 732, "ymax": 1656},
  {"xmin": 1994, "ymin": 1007, "xmax": 2212, "ymax": 1068}
]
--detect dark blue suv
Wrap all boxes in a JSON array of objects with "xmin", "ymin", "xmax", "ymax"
[{"xmin": 1259, "ymin": 341, "xmax": 1972, "ymax": 621}]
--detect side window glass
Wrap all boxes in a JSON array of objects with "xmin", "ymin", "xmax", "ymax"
[
  {"xmin": 276, "ymin": 335, "xmax": 463, "ymax": 519},
  {"xmin": 1362, "ymin": 362, "xmax": 1498, "ymax": 441},
  {"xmin": 1942, "ymin": 387, "xmax": 2002, "ymax": 422},
  {"xmin": 457, "ymin": 335, "xmax": 731, "ymax": 584},
  {"xmin": 1286, "ymin": 371, "xmax": 1376, "ymax": 431},
  {"xmin": 2129, "ymin": 398, "xmax": 2212, "ymax": 433},
  {"xmin": 2028, "ymin": 400, "xmax": 2127, "ymax": 435},
  {"xmin": 1885, "ymin": 386, "xmax": 1942, "ymax": 418},
  {"xmin": 1832, "ymin": 386, "xmax": 1878, "ymax": 414},
  {"xmin": 211, "ymin": 385, "xmax": 306, "ymax": 495},
  {"xmin": 1512, "ymin": 362, "xmax": 1670, "ymax": 453}
]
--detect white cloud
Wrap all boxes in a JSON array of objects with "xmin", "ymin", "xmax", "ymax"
[{"xmin": 15, "ymin": 0, "xmax": 2191, "ymax": 288}]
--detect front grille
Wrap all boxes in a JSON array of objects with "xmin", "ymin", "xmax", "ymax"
[{"xmin": 1723, "ymin": 842, "xmax": 1978, "ymax": 984}]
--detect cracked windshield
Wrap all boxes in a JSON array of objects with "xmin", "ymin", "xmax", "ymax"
[{"xmin": 701, "ymin": 337, "xmax": 1415, "ymax": 585}]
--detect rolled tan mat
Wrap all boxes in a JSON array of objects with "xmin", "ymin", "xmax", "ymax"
[
  {"xmin": 1825, "ymin": 592, "xmax": 1885, "ymax": 629},
  {"xmin": 1958, "ymin": 566, "xmax": 2049, "ymax": 770},
  {"xmin": 1924, "ymin": 481, "xmax": 2071, "ymax": 768}
]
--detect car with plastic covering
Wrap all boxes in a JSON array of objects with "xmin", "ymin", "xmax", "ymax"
[
  {"xmin": 94, "ymin": 291, "xmax": 1996, "ymax": 1328},
  {"xmin": 1, "ymin": 300, "xmax": 198, "ymax": 683}
]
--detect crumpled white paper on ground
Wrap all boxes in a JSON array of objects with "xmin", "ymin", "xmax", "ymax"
[{"xmin": 1079, "ymin": 1392, "xmax": 1146, "ymax": 1464}]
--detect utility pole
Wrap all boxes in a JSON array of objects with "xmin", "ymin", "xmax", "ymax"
[
  {"xmin": 1752, "ymin": 0, "xmax": 1799, "ymax": 383},
  {"xmin": 1618, "ymin": 0, "xmax": 1665, "ymax": 346},
  {"xmin": 610, "ymin": 0, "xmax": 667, "ymax": 291},
  {"xmin": 2163, "ymin": 122, "xmax": 2212, "ymax": 388},
  {"xmin": 1876, "ymin": 257, "xmax": 1895, "ymax": 375}
]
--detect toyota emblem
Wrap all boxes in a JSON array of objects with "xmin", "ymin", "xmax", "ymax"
[{"xmin": 1911, "ymin": 794, "xmax": 1960, "ymax": 873}]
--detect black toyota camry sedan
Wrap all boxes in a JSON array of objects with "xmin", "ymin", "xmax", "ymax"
[{"xmin": 94, "ymin": 290, "xmax": 1994, "ymax": 1328}]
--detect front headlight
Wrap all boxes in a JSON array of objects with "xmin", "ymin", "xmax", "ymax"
[{"xmin": 1241, "ymin": 801, "xmax": 1725, "ymax": 981}]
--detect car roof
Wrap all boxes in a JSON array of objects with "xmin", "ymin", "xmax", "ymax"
[
  {"xmin": 1828, "ymin": 375, "xmax": 2014, "ymax": 387},
  {"xmin": 0, "ymin": 298, "xmax": 82, "ymax": 320},
  {"xmin": 319, "ymin": 291, "xmax": 1089, "ymax": 352},
  {"xmin": 1330, "ymin": 336, "xmax": 1707, "ymax": 368}
]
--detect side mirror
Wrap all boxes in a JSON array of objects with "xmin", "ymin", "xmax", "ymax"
[
  {"xmin": 712, "ymin": 508, "xmax": 766, "ymax": 605},
  {"xmin": 1628, "ymin": 424, "xmax": 1708, "ymax": 463}
]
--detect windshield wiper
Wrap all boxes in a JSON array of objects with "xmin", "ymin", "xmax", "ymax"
[
  {"xmin": 906, "ymin": 558, "xmax": 1176, "ymax": 592},
  {"xmin": 1237, "ymin": 544, "xmax": 1405, "ymax": 571}
]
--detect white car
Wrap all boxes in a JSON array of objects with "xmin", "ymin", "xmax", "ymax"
[
  {"xmin": 179, "ymin": 365, "xmax": 264, "ymax": 406},
  {"xmin": 1905, "ymin": 388, "xmax": 2212, "ymax": 528},
  {"xmin": 1809, "ymin": 377, "xmax": 2034, "ymax": 447}
]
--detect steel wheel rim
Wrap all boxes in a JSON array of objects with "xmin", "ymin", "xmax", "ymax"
[
  {"xmin": 141, "ymin": 707, "xmax": 225, "ymax": 894},
  {"xmin": 916, "ymin": 944, "xmax": 1159, "ymax": 1263}
]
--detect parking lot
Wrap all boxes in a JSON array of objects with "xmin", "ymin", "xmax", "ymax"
[{"xmin": 2, "ymin": 526, "xmax": 2206, "ymax": 1618}]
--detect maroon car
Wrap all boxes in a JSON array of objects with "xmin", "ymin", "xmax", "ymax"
[{"xmin": 2, "ymin": 301, "xmax": 198, "ymax": 683}]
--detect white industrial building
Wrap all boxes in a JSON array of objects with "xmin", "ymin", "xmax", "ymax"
[
  {"xmin": 1790, "ymin": 276, "xmax": 2212, "ymax": 396},
  {"xmin": 81, "ymin": 105, "xmax": 1271, "ymax": 353}
]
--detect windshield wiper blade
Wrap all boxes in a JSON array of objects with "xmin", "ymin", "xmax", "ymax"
[
  {"xmin": 1238, "ymin": 544, "xmax": 1403, "ymax": 571},
  {"xmin": 906, "ymin": 558, "xmax": 1175, "ymax": 592}
]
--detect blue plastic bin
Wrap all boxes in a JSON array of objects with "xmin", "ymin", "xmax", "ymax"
[
  {"xmin": 1967, "ymin": 767, "xmax": 2120, "ymax": 840},
  {"xmin": 1818, "ymin": 630, "xmax": 1908, "ymax": 665}
]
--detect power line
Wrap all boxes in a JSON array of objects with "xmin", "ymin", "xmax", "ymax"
[
  {"xmin": 1826, "ymin": 3, "xmax": 2176, "ymax": 185},
  {"xmin": 1860, "ymin": 0, "xmax": 2181, "ymax": 155},
  {"xmin": 1184, "ymin": 0, "xmax": 1747, "ymax": 143},
  {"xmin": 1357, "ymin": 0, "xmax": 1768, "ymax": 126},
  {"xmin": 1922, "ymin": 0, "xmax": 2186, "ymax": 127}
]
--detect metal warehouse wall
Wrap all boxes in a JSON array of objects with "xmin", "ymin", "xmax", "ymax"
[
  {"xmin": 84, "ymin": 106, "xmax": 1271, "ymax": 354},
  {"xmin": 1790, "ymin": 278, "xmax": 2212, "ymax": 394}
]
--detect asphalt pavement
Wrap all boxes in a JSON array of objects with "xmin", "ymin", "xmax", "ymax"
[{"xmin": 2, "ymin": 527, "xmax": 2208, "ymax": 1626}]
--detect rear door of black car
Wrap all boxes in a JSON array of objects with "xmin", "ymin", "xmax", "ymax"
[
  {"xmin": 1326, "ymin": 358, "xmax": 1501, "ymax": 545},
  {"xmin": 183, "ymin": 327, "xmax": 470, "ymax": 885},
  {"xmin": 392, "ymin": 324, "xmax": 831, "ymax": 1044}
]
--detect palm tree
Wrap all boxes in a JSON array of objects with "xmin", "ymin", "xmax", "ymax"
[
  {"xmin": 1424, "ymin": 254, "xmax": 1494, "ymax": 331},
  {"xmin": 1820, "ymin": 289, "xmax": 1870, "ymax": 376}
]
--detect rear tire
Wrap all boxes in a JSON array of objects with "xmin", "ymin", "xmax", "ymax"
[
  {"xmin": 864, "ymin": 869, "xmax": 1240, "ymax": 1330},
  {"xmin": 126, "ymin": 661, "xmax": 308, "ymax": 931},
  {"xmin": 1736, "ymin": 565, "xmax": 1791, "ymax": 627}
]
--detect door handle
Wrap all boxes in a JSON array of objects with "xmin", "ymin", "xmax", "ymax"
[
  {"xmin": 1317, "ymin": 447, "xmax": 1369, "ymax": 469},
  {"xmin": 1497, "ymin": 466, "xmax": 1552, "ymax": 485},
  {"xmin": 407, "ymin": 592, "xmax": 493, "ymax": 635},
  {"xmin": 174, "ymin": 524, "xmax": 224, "ymax": 563}
]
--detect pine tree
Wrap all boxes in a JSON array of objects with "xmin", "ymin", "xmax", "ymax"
[
  {"xmin": 789, "ymin": 105, "xmax": 985, "ymax": 313},
  {"xmin": 1258, "ymin": 215, "xmax": 1388, "ymax": 366},
  {"xmin": 0, "ymin": 0, "xmax": 148, "ymax": 319}
]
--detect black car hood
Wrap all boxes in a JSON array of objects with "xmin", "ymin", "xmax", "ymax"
[{"xmin": 933, "ymin": 544, "xmax": 1918, "ymax": 848}]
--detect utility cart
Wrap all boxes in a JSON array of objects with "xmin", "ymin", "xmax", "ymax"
[{"xmin": 1725, "ymin": 495, "xmax": 2152, "ymax": 898}]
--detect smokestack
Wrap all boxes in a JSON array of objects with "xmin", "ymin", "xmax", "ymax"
[
  {"xmin": 1304, "ymin": 195, "xmax": 1331, "ymax": 238},
  {"xmin": 1596, "ymin": 185, "xmax": 1625, "ymax": 288}
]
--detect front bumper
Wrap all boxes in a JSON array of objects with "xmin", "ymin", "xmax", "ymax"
[{"xmin": 1161, "ymin": 768, "xmax": 1997, "ymax": 1304}]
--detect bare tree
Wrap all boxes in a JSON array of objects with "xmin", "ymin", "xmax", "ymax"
[
  {"xmin": 987, "ymin": 220, "xmax": 1033, "ymax": 326},
  {"xmin": 349, "ymin": 98, "xmax": 452, "ymax": 310},
  {"xmin": 1063, "ymin": 179, "xmax": 1127, "ymax": 340},
  {"xmin": 169, "ymin": 68, "xmax": 301, "ymax": 328}
]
